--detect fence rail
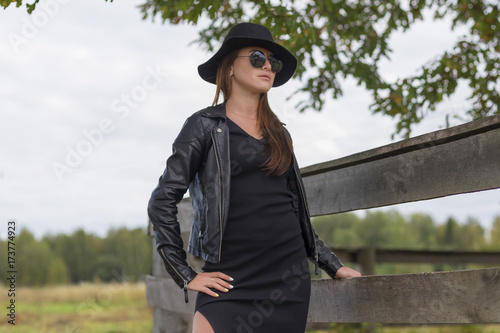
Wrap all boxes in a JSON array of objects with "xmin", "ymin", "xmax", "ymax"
[
  {"xmin": 332, "ymin": 247, "xmax": 500, "ymax": 275},
  {"xmin": 146, "ymin": 114, "xmax": 500, "ymax": 332}
]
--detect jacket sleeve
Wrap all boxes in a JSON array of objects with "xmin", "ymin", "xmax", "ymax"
[
  {"xmin": 148, "ymin": 114, "xmax": 206, "ymax": 290},
  {"xmin": 315, "ymin": 230, "xmax": 344, "ymax": 278},
  {"xmin": 283, "ymin": 127, "xmax": 344, "ymax": 278}
]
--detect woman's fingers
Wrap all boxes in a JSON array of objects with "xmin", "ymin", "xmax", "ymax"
[
  {"xmin": 334, "ymin": 266, "xmax": 361, "ymax": 278},
  {"xmin": 210, "ymin": 272, "xmax": 234, "ymax": 289},
  {"xmin": 187, "ymin": 272, "xmax": 235, "ymax": 297},
  {"xmin": 206, "ymin": 273, "xmax": 234, "ymax": 292},
  {"xmin": 202, "ymin": 286, "xmax": 221, "ymax": 298},
  {"xmin": 214, "ymin": 271, "xmax": 234, "ymax": 282}
]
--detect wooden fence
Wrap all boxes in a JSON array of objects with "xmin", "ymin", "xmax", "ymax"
[
  {"xmin": 331, "ymin": 247, "xmax": 500, "ymax": 276},
  {"xmin": 146, "ymin": 114, "xmax": 500, "ymax": 332}
]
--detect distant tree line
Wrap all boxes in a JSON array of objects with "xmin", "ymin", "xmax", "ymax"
[
  {"xmin": 0, "ymin": 227, "xmax": 152, "ymax": 287},
  {"xmin": 312, "ymin": 211, "xmax": 500, "ymax": 275},
  {"xmin": 1, "ymin": 212, "xmax": 499, "ymax": 286}
]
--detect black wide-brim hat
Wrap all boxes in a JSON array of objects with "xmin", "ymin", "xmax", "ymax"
[{"xmin": 198, "ymin": 22, "xmax": 297, "ymax": 87}]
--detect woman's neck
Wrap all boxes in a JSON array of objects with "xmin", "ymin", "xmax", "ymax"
[{"xmin": 225, "ymin": 91, "xmax": 261, "ymax": 120}]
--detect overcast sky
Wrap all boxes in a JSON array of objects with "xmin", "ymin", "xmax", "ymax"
[{"xmin": 1, "ymin": 0, "xmax": 498, "ymax": 239}]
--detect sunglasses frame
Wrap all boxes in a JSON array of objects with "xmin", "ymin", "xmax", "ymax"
[{"xmin": 238, "ymin": 50, "xmax": 283, "ymax": 73}]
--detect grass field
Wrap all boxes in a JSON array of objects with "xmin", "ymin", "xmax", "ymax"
[
  {"xmin": 1, "ymin": 282, "xmax": 152, "ymax": 332},
  {"xmin": 1, "ymin": 283, "xmax": 499, "ymax": 332}
]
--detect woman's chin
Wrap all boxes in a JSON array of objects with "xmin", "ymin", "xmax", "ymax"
[{"xmin": 253, "ymin": 82, "xmax": 274, "ymax": 93}]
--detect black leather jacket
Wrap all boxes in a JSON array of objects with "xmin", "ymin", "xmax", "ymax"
[{"xmin": 148, "ymin": 102, "xmax": 343, "ymax": 302}]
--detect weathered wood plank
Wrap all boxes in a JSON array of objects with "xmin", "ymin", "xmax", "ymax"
[
  {"xmin": 374, "ymin": 249, "xmax": 500, "ymax": 265},
  {"xmin": 300, "ymin": 114, "xmax": 500, "ymax": 177},
  {"xmin": 303, "ymin": 127, "xmax": 500, "ymax": 215},
  {"xmin": 309, "ymin": 267, "xmax": 500, "ymax": 324},
  {"xmin": 147, "ymin": 267, "xmax": 500, "ymax": 324}
]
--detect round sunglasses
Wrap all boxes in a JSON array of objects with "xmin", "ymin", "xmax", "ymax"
[{"xmin": 238, "ymin": 50, "xmax": 283, "ymax": 73}]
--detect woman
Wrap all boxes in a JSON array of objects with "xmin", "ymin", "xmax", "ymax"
[{"xmin": 148, "ymin": 22, "xmax": 360, "ymax": 333}]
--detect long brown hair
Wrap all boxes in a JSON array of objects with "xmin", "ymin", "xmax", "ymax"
[{"xmin": 212, "ymin": 50, "xmax": 294, "ymax": 176}]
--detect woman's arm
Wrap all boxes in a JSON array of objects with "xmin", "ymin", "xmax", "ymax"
[
  {"xmin": 282, "ymin": 125, "xmax": 360, "ymax": 279},
  {"xmin": 315, "ymin": 231, "xmax": 361, "ymax": 278},
  {"xmin": 148, "ymin": 115, "xmax": 206, "ymax": 290}
]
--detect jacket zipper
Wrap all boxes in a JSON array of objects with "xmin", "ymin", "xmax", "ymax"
[
  {"xmin": 292, "ymin": 155, "xmax": 319, "ymax": 275},
  {"xmin": 159, "ymin": 248, "xmax": 189, "ymax": 303},
  {"xmin": 211, "ymin": 128, "xmax": 224, "ymax": 263}
]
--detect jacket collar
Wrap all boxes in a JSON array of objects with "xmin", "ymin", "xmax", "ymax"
[{"xmin": 201, "ymin": 101, "xmax": 227, "ymax": 119}]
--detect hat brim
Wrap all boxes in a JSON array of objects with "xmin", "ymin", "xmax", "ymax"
[{"xmin": 198, "ymin": 37, "xmax": 297, "ymax": 87}]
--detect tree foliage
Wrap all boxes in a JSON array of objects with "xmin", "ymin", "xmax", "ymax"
[
  {"xmin": 0, "ymin": 226, "xmax": 151, "ymax": 286},
  {"xmin": 0, "ymin": 0, "xmax": 114, "ymax": 13},
  {"xmin": 3, "ymin": 0, "xmax": 498, "ymax": 136},
  {"xmin": 136, "ymin": 0, "xmax": 499, "ymax": 137},
  {"xmin": 312, "ymin": 210, "xmax": 497, "ymax": 251}
]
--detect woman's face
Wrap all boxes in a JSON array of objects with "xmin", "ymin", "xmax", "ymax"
[{"xmin": 230, "ymin": 46, "xmax": 277, "ymax": 94}]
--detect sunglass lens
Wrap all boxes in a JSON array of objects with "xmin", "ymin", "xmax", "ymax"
[
  {"xmin": 250, "ymin": 51, "xmax": 266, "ymax": 68},
  {"xmin": 248, "ymin": 51, "xmax": 283, "ymax": 73},
  {"xmin": 270, "ymin": 59, "xmax": 283, "ymax": 73}
]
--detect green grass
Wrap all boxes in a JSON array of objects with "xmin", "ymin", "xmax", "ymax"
[{"xmin": 1, "ymin": 282, "xmax": 152, "ymax": 333}]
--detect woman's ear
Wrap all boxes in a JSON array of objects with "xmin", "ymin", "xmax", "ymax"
[{"xmin": 230, "ymin": 65, "xmax": 234, "ymax": 78}]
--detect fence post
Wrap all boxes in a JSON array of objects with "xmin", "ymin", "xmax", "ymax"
[
  {"xmin": 358, "ymin": 248, "xmax": 376, "ymax": 276},
  {"xmin": 150, "ymin": 233, "xmax": 194, "ymax": 333}
]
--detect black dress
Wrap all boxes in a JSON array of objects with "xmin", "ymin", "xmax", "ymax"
[{"xmin": 195, "ymin": 117, "xmax": 311, "ymax": 333}]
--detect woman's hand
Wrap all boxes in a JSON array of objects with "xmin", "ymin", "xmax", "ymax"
[
  {"xmin": 187, "ymin": 272, "xmax": 234, "ymax": 297},
  {"xmin": 334, "ymin": 266, "xmax": 361, "ymax": 278}
]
